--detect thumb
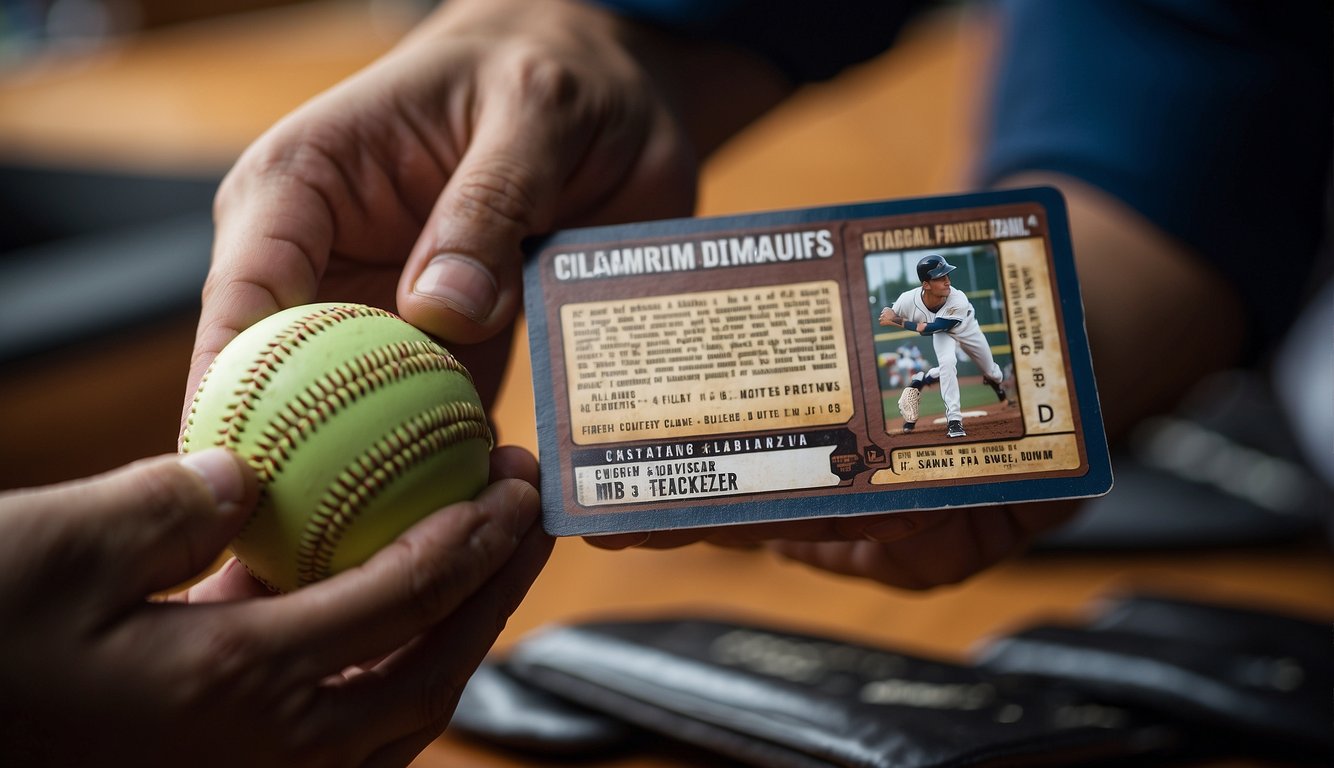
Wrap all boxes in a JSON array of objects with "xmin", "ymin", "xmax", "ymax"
[
  {"xmin": 4, "ymin": 450, "xmax": 258, "ymax": 607},
  {"xmin": 397, "ymin": 96, "xmax": 580, "ymax": 345}
]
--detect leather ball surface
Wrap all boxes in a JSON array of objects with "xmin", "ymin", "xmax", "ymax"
[{"xmin": 181, "ymin": 303, "xmax": 491, "ymax": 592}]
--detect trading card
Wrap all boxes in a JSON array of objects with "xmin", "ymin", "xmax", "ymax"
[{"xmin": 523, "ymin": 187, "xmax": 1111, "ymax": 536}]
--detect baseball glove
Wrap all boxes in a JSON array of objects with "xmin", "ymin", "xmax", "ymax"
[{"xmin": 897, "ymin": 386, "xmax": 920, "ymax": 423}]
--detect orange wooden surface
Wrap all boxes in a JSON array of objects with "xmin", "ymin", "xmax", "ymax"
[{"xmin": 0, "ymin": 4, "xmax": 1329, "ymax": 767}]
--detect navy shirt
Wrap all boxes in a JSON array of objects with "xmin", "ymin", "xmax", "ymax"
[{"xmin": 590, "ymin": 0, "xmax": 1333, "ymax": 349}]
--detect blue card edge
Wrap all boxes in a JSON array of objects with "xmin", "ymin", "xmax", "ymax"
[{"xmin": 522, "ymin": 186, "xmax": 1113, "ymax": 536}]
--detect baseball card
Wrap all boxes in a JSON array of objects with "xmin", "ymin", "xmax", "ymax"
[{"xmin": 523, "ymin": 187, "xmax": 1111, "ymax": 536}]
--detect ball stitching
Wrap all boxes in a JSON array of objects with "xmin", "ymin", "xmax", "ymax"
[
  {"xmin": 246, "ymin": 339, "xmax": 469, "ymax": 481},
  {"xmin": 212, "ymin": 304, "xmax": 395, "ymax": 449},
  {"xmin": 296, "ymin": 401, "xmax": 492, "ymax": 585}
]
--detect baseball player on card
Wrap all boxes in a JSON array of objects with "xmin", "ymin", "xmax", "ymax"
[{"xmin": 879, "ymin": 254, "xmax": 1007, "ymax": 438}]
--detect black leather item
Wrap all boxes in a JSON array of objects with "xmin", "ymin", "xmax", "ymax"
[
  {"xmin": 1090, "ymin": 592, "xmax": 1331, "ymax": 661},
  {"xmin": 974, "ymin": 594, "xmax": 1332, "ymax": 761},
  {"xmin": 506, "ymin": 618, "xmax": 1178, "ymax": 768},
  {"xmin": 447, "ymin": 660, "xmax": 638, "ymax": 755}
]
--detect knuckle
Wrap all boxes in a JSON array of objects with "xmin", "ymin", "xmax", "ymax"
[
  {"xmin": 450, "ymin": 162, "xmax": 539, "ymax": 230},
  {"xmin": 406, "ymin": 554, "xmax": 461, "ymax": 627},
  {"xmin": 24, "ymin": 516, "xmax": 100, "ymax": 586},
  {"xmin": 916, "ymin": 556, "xmax": 983, "ymax": 590},
  {"xmin": 399, "ymin": 503, "xmax": 495, "ymax": 622},
  {"xmin": 391, "ymin": 538, "xmax": 454, "ymax": 625},
  {"xmin": 212, "ymin": 169, "xmax": 241, "ymax": 220},
  {"xmin": 248, "ymin": 141, "xmax": 333, "ymax": 198},
  {"xmin": 168, "ymin": 623, "xmax": 269, "ymax": 711},
  {"xmin": 890, "ymin": 575, "xmax": 937, "ymax": 592},
  {"xmin": 857, "ymin": 543, "xmax": 955, "ymax": 591},
  {"xmin": 418, "ymin": 673, "xmax": 464, "ymax": 735},
  {"xmin": 213, "ymin": 137, "xmax": 284, "ymax": 216},
  {"xmin": 883, "ymin": 559, "xmax": 959, "ymax": 591},
  {"xmin": 502, "ymin": 44, "xmax": 581, "ymax": 110},
  {"xmin": 127, "ymin": 462, "xmax": 207, "ymax": 530},
  {"xmin": 235, "ymin": 128, "xmax": 314, "ymax": 177},
  {"xmin": 489, "ymin": 582, "xmax": 528, "ymax": 637},
  {"xmin": 218, "ymin": 127, "xmax": 344, "ymax": 210},
  {"xmin": 382, "ymin": 555, "xmax": 448, "ymax": 629},
  {"xmin": 274, "ymin": 719, "xmax": 346, "ymax": 768},
  {"xmin": 198, "ymin": 624, "xmax": 265, "ymax": 685}
]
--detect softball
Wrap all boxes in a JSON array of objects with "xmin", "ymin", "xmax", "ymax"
[{"xmin": 180, "ymin": 302, "xmax": 492, "ymax": 592}]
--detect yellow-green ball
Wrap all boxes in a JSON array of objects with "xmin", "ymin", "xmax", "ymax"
[{"xmin": 181, "ymin": 303, "xmax": 491, "ymax": 592}]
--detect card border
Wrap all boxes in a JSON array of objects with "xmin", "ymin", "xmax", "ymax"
[{"xmin": 523, "ymin": 186, "xmax": 1111, "ymax": 536}]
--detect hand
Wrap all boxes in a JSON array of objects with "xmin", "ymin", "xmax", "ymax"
[
  {"xmin": 191, "ymin": 0, "xmax": 708, "ymax": 414},
  {"xmin": 0, "ymin": 446, "xmax": 550, "ymax": 767},
  {"xmin": 878, "ymin": 307, "xmax": 900, "ymax": 326},
  {"xmin": 588, "ymin": 503, "xmax": 1074, "ymax": 590}
]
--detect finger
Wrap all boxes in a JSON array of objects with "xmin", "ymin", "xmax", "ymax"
[
  {"xmin": 766, "ymin": 540, "xmax": 923, "ymax": 588},
  {"xmin": 769, "ymin": 506, "xmax": 1035, "ymax": 590},
  {"xmin": 1, "ymin": 450, "xmax": 257, "ymax": 609},
  {"xmin": 489, "ymin": 445, "xmax": 539, "ymax": 487},
  {"xmin": 255, "ymin": 478, "xmax": 542, "ymax": 679},
  {"xmin": 585, "ymin": 502, "xmax": 975, "ymax": 551},
  {"xmin": 720, "ymin": 514, "xmax": 947, "ymax": 545},
  {"xmin": 772, "ymin": 514, "xmax": 973, "ymax": 590},
  {"xmin": 769, "ymin": 538, "xmax": 958, "ymax": 590},
  {"xmin": 835, "ymin": 509, "xmax": 957, "ymax": 543},
  {"xmin": 558, "ymin": 99, "xmax": 696, "ymax": 227},
  {"xmin": 185, "ymin": 153, "xmax": 332, "ymax": 428},
  {"xmin": 174, "ymin": 557, "xmax": 275, "ymax": 604},
  {"xmin": 174, "ymin": 445, "xmax": 538, "ymax": 610},
  {"xmin": 584, "ymin": 532, "xmax": 652, "ymax": 550},
  {"xmin": 334, "ymin": 514, "xmax": 553, "ymax": 764},
  {"xmin": 1008, "ymin": 500, "xmax": 1079, "ymax": 535},
  {"xmin": 583, "ymin": 522, "xmax": 824, "ymax": 552},
  {"xmin": 586, "ymin": 517, "xmax": 907, "ymax": 552},
  {"xmin": 398, "ymin": 69, "xmax": 594, "ymax": 345}
]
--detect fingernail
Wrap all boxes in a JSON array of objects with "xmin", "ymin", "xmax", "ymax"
[
  {"xmin": 619, "ymin": 532, "xmax": 652, "ymax": 548},
  {"xmin": 862, "ymin": 515, "xmax": 916, "ymax": 543},
  {"xmin": 413, "ymin": 254, "xmax": 498, "ymax": 321},
  {"xmin": 181, "ymin": 449, "xmax": 246, "ymax": 507},
  {"xmin": 589, "ymin": 532, "xmax": 651, "ymax": 549}
]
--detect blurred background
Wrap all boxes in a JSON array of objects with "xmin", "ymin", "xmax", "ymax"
[
  {"xmin": 0, "ymin": 0, "xmax": 433, "ymax": 485},
  {"xmin": 0, "ymin": 0, "xmax": 993, "ymax": 488},
  {"xmin": 0, "ymin": 2, "xmax": 1330, "ymax": 766}
]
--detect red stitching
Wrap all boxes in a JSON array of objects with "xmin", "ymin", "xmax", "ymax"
[
  {"xmin": 247, "ymin": 340, "xmax": 468, "ymax": 481},
  {"xmin": 296, "ymin": 402, "xmax": 491, "ymax": 585},
  {"xmin": 185, "ymin": 304, "xmax": 396, "ymax": 451}
]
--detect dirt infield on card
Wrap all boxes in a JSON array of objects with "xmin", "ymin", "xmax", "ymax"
[{"xmin": 884, "ymin": 395, "xmax": 1025, "ymax": 447}]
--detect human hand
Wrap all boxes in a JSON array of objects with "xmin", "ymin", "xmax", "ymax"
[
  {"xmin": 0, "ymin": 446, "xmax": 550, "ymax": 767},
  {"xmin": 191, "ymin": 0, "xmax": 707, "ymax": 413},
  {"xmin": 878, "ymin": 307, "xmax": 900, "ymax": 327},
  {"xmin": 587, "ymin": 502, "xmax": 1074, "ymax": 590}
]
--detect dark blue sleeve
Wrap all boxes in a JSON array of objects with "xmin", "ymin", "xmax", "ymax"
[
  {"xmin": 586, "ymin": 0, "xmax": 926, "ymax": 83},
  {"xmin": 910, "ymin": 317, "xmax": 959, "ymax": 335},
  {"xmin": 978, "ymin": 0, "xmax": 1332, "ymax": 348}
]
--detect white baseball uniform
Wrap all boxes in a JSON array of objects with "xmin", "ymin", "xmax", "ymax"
[{"xmin": 891, "ymin": 286, "xmax": 1002, "ymax": 422}]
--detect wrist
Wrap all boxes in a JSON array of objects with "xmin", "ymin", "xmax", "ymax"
[
  {"xmin": 419, "ymin": 0, "xmax": 604, "ymax": 27},
  {"xmin": 591, "ymin": 3, "xmax": 793, "ymax": 157},
  {"xmin": 413, "ymin": 0, "xmax": 624, "ymax": 53}
]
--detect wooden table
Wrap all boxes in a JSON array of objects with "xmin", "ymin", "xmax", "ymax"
[{"xmin": 1, "ymin": 3, "xmax": 1329, "ymax": 766}]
